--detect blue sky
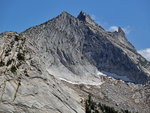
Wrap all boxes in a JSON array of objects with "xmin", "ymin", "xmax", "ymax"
[{"xmin": 1, "ymin": 0, "xmax": 150, "ymax": 60}]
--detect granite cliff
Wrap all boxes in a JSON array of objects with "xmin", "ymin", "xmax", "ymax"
[{"xmin": 0, "ymin": 11, "xmax": 150, "ymax": 113}]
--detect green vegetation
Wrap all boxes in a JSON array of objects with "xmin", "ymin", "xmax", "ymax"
[
  {"xmin": 5, "ymin": 49, "xmax": 11, "ymax": 56},
  {"xmin": 11, "ymin": 65, "xmax": 17, "ymax": 73},
  {"xmin": 21, "ymin": 37, "xmax": 26, "ymax": 44},
  {"xmin": 85, "ymin": 95, "xmax": 96, "ymax": 113},
  {"xmin": 17, "ymin": 53, "xmax": 25, "ymax": 61},
  {"xmin": 0, "ymin": 61, "xmax": 5, "ymax": 67},
  {"xmin": 121, "ymin": 109, "xmax": 132, "ymax": 113},
  {"xmin": 19, "ymin": 46, "xmax": 22, "ymax": 50},
  {"xmin": 85, "ymin": 95, "xmax": 136, "ymax": 113},
  {"xmin": 98, "ymin": 103, "xmax": 118, "ymax": 113},
  {"xmin": 24, "ymin": 70, "xmax": 29, "ymax": 77},
  {"xmin": 14, "ymin": 35, "xmax": 19, "ymax": 41},
  {"xmin": 6, "ymin": 59, "xmax": 14, "ymax": 66},
  {"xmin": 10, "ymin": 41, "xmax": 15, "ymax": 48}
]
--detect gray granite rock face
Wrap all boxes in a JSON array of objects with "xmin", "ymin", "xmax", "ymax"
[
  {"xmin": 0, "ymin": 32, "xmax": 85, "ymax": 113},
  {"xmin": 0, "ymin": 11, "xmax": 150, "ymax": 113},
  {"xmin": 23, "ymin": 11, "xmax": 150, "ymax": 84}
]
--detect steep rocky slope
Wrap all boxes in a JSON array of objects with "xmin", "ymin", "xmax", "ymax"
[
  {"xmin": 0, "ymin": 32, "xmax": 85, "ymax": 113},
  {"xmin": 23, "ymin": 11, "xmax": 150, "ymax": 84},
  {"xmin": 0, "ymin": 11, "xmax": 150, "ymax": 113}
]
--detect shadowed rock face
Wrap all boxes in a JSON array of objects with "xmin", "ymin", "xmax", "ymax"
[{"xmin": 23, "ymin": 11, "xmax": 150, "ymax": 84}]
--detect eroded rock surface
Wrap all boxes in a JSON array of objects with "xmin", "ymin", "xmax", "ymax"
[{"xmin": 0, "ymin": 11, "xmax": 150, "ymax": 113}]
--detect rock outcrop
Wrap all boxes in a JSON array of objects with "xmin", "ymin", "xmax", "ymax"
[
  {"xmin": 23, "ymin": 11, "xmax": 150, "ymax": 84},
  {"xmin": 0, "ymin": 11, "xmax": 150, "ymax": 113},
  {"xmin": 0, "ymin": 32, "xmax": 85, "ymax": 113}
]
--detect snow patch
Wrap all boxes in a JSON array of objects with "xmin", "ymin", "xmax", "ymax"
[
  {"xmin": 46, "ymin": 64, "xmax": 106, "ymax": 86},
  {"xmin": 97, "ymin": 71, "xmax": 107, "ymax": 76},
  {"xmin": 59, "ymin": 77, "xmax": 104, "ymax": 86},
  {"xmin": 97, "ymin": 71, "xmax": 131, "ymax": 82}
]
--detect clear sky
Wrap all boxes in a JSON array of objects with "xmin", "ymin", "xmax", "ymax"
[{"xmin": 0, "ymin": 0, "xmax": 150, "ymax": 59}]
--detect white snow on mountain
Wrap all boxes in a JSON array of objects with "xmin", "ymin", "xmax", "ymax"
[{"xmin": 98, "ymin": 71, "xmax": 131, "ymax": 82}]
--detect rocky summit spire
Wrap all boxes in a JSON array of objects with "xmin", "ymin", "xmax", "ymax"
[
  {"xmin": 58, "ymin": 11, "xmax": 72, "ymax": 18},
  {"xmin": 77, "ymin": 11, "xmax": 96, "ymax": 26},
  {"xmin": 118, "ymin": 27, "xmax": 125, "ymax": 36},
  {"xmin": 77, "ymin": 11, "xmax": 87, "ymax": 21}
]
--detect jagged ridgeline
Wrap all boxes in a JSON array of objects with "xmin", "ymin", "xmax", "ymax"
[
  {"xmin": 22, "ymin": 11, "xmax": 150, "ymax": 84},
  {"xmin": 0, "ymin": 11, "xmax": 150, "ymax": 113}
]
